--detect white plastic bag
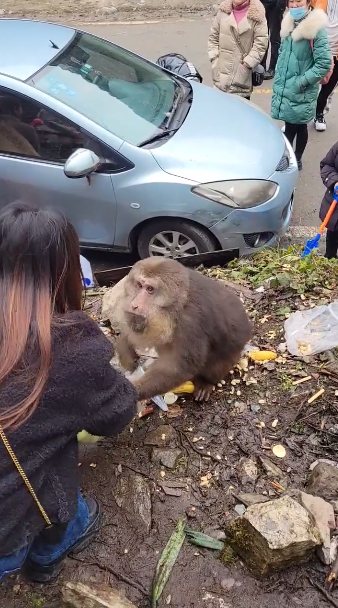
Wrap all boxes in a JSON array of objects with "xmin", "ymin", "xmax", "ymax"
[
  {"xmin": 284, "ymin": 301, "xmax": 338, "ymax": 356},
  {"xmin": 80, "ymin": 254, "xmax": 95, "ymax": 288}
]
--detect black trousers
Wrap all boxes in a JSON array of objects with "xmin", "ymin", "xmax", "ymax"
[
  {"xmin": 316, "ymin": 57, "xmax": 338, "ymax": 116},
  {"xmin": 262, "ymin": 4, "xmax": 284, "ymax": 71},
  {"xmin": 284, "ymin": 122, "xmax": 308, "ymax": 160},
  {"xmin": 325, "ymin": 229, "xmax": 338, "ymax": 259}
]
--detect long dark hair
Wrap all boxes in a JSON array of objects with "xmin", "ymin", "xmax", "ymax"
[{"xmin": 0, "ymin": 202, "xmax": 83, "ymax": 431}]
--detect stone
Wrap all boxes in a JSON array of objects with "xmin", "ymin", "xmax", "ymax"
[
  {"xmin": 307, "ymin": 462, "xmax": 338, "ymax": 501},
  {"xmin": 202, "ymin": 593, "xmax": 231, "ymax": 608},
  {"xmin": 220, "ymin": 577, "xmax": 236, "ymax": 591},
  {"xmin": 238, "ymin": 457, "xmax": 258, "ymax": 488},
  {"xmin": 152, "ymin": 448, "xmax": 182, "ymax": 469},
  {"xmin": 259, "ymin": 455, "xmax": 284, "ymax": 479},
  {"xmin": 144, "ymin": 424, "xmax": 177, "ymax": 447},
  {"xmin": 226, "ymin": 495, "xmax": 321, "ymax": 577},
  {"xmin": 299, "ymin": 492, "xmax": 335, "ymax": 565},
  {"xmin": 236, "ymin": 492, "xmax": 270, "ymax": 507},
  {"xmin": 112, "ymin": 474, "xmax": 151, "ymax": 532},
  {"xmin": 234, "ymin": 504, "xmax": 246, "ymax": 516},
  {"xmin": 101, "ymin": 277, "xmax": 128, "ymax": 331},
  {"xmin": 62, "ymin": 582, "xmax": 137, "ymax": 608},
  {"xmin": 204, "ymin": 528, "xmax": 226, "ymax": 541}
]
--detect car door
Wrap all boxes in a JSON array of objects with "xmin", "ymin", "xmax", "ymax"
[{"xmin": 0, "ymin": 90, "xmax": 120, "ymax": 248}]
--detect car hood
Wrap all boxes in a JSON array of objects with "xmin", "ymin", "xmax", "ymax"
[{"xmin": 150, "ymin": 84, "xmax": 285, "ymax": 183}]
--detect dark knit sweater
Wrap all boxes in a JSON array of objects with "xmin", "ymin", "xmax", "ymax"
[{"xmin": 0, "ymin": 311, "xmax": 137, "ymax": 556}]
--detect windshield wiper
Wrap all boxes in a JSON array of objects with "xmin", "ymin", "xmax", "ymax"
[{"xmin": 138, "ymin": 128, "xmax": 178, "ymax": 148}]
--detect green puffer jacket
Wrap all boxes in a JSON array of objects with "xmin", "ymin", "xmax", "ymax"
[{"xmin": 271, "ymin": 8, "xmax": 332, "ymax": 124}]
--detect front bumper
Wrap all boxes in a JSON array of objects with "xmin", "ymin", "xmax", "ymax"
[{"xmin": 209, "ymin": 159, "xmax": 298, "ymax": 256}]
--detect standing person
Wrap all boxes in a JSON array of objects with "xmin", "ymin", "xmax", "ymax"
[
  {"xmin": 319, "ymin": 141, "xmax": 338, "ymax": 258},
  {"xmin": 271, "ymin": 1, "xmax": 332, "ymax": 170},
  {"xmin": 261, "ymin": 0, "xmax": 287, "ymax": 79},
  {"xmin": 0, "ymin": 202, "xmax": 138, "ymax": 583},
  {"xmin": 208, "ymin": 0, "xmax": 268, "ymax": 100},
  {"xmin": 313, "ymin": 0, "xmax": 338, "ymax": 131}
]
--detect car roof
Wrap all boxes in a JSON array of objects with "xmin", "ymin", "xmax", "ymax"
[{"xmin": 0, "ymin": 19, "xmax": 76, "ymax": 81}]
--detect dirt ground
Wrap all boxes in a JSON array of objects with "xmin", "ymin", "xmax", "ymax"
[
  {"xmin": 0, "ymin": 0, "xmax": 214, "ymax": 23},
  {"xmin": 2, "ymin": 254, "xmax": 338, "ymax": 608}
]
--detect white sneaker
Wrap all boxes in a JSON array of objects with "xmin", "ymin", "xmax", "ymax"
[{"xmin": 314, "ymin": 114, "xmax": 327, "ymax": 131}]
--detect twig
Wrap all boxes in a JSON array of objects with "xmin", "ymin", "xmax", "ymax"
[
  {"xmin": 308, "ymin": 576, "xmax": 338, "ymax": 608},
  {"xmin": 305, "ymin": 421, "xmax": 338, "ymax": 438},
  {"xmin": 178, "ymin": 429, "xmax": 221, "ymax": 463},
  {"xmin": 69, "ymin": 556, "xmax": 148, "ymax": 596},
  {"xmin": 326, "ymin": 553, "xmax": 338, "ymax": 592}
]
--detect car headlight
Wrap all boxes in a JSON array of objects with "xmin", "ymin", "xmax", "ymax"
[{"xmin": 191, "ymin": 180, "xmax": 278, "ymax": 209}]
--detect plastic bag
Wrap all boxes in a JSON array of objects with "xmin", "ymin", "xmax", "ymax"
[{"xmin": 284, "ymin": 301, "xmax": 338, "ymax": 356}]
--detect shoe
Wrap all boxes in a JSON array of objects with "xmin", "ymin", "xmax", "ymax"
[
  {"xmin": 264, "ymin": 69, "xmax": 275, "ymax": 80},
  {"xmin": 25, "ymin": 498, "xmax": 101, "ymax": 583},
  {"xmin": 297, "ymin": 159, "xmax": 303, "ymax": 171},
  {"xmin": 314, "ymin": 114, "xmax": 327, "ymax": 131}
]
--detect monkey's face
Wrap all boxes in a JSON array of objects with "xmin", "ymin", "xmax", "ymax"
[{"xmin": 124, "ymin": 271, "xmax": 167, "ymax": 332}]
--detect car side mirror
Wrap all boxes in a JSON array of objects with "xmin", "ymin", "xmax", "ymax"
[{"xmin": 64, "ymin": 148, "xmax": 101, "ymax": 178}]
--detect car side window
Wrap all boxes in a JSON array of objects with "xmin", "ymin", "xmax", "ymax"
[{"xmin": 0, "ymin": 89, "xmax": 130, "ymax": 172}]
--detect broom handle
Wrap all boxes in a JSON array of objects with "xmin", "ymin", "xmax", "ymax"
[{"xmin": 319, "ymin": 193, "xmax": 338, "ymax": 235}]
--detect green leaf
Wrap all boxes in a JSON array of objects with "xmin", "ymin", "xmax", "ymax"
[
  {"xmin": 185, "ymin": 528, "xmax": 225, "ymax": 551},
  {"xmin": 152, "ymin": 519, "xmax": 186, "ymax": 608}
]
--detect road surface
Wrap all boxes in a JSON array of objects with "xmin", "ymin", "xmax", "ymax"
[{"xmin": 75, "ymin": 17, "xmax": 337, "ymax": 269}]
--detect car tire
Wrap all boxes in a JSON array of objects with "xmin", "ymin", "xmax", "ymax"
[{"xmin": 137, "ymin": 219, "xmax": 218, "ymax": 259}]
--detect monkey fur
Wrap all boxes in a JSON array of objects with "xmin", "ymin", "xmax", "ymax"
[{"xmin": 116, "ymin": 257, "xmax": 252, "ymax": 402}]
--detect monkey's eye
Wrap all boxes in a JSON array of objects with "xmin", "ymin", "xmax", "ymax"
[
  {"xmin": 136, "ymin": 281, "xmax": 143, "ymax": 290},
  {"xmin": 146, "ymin": 286, "xmax": 154, "ymax": 294}
]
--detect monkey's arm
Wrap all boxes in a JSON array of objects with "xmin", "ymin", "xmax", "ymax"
[
  {"xmin": 131, "ymin": 353, "xmax": 195, "ymax": 401},
  {"xmin": 116, "ymin": 335, "xmax": 139, "ymax": 372}
]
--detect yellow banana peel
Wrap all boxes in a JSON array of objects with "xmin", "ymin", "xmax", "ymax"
[
  {"xmin": 172, "ymin": 381, "xmax": 195, "ymax": 394},
  {"xmin": 249, "ymin": 350, "xmax": 277, "ymax": 362},
  {"xmin": 77, "ymin": 430, "xmax": 101, "ymax": 444}
]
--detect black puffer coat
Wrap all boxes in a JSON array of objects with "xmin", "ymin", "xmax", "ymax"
[
  {"xmin": 320, "ymin": 141, "xmax": 338, "ymax": 232},
  {"xmin": 0, "ymin": 311, "xmax": 137, "ymax": 556}
]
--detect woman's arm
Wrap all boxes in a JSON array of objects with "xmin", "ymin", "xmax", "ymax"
[
  {"xmin": 208, "ymin": 11, "xmax": 221, "ymax": 62},
  {"xmin": 301, "ymin": 30, "xmax": 332, "ymax": 86},
  {"xmin": 320, "ymin": 143, "xmax": 338, "ymax": 191},
  {"xmin": 243, "ymin": 18, "xmax": 269, "ymax": 68}
]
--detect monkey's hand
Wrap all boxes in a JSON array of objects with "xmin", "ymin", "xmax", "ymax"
[
  {"xmin": 116, "ymin": 335, "xmax": 139, "ymax": 372},
  {"xmin": 132, "ymin": 356, "xmax": 190, "ymax": 402}
]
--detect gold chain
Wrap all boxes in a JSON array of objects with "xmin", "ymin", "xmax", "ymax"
[{"xmin": 0, "ymin": 424, "xmax": 52, "ymax": 526}]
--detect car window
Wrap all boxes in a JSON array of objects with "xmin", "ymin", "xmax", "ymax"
[
  {"xmin": 0, "ymin": 89, "xmax": 129, "ymax": 171},
  {"xmin": 29, "ymin": 32, "xmax": 179, "ymax": 146}
]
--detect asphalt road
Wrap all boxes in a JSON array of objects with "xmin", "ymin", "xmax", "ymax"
[{"xmin": 77, "ymin": 17, "xmax": 338, "ymax": 269}]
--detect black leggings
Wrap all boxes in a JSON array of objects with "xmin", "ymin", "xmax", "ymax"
[
  {"xmin": 284, "ymin": 122, "xmax": 308, "ymax": 161},
  {"xmin": 316, "ymin": 57, "xmax": 338, "ymax": 116},
  {"xmin": 325, "ymin": 229, "xmax": 338, "ymax": 259}
]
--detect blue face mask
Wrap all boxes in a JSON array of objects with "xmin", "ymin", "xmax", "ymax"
[{"xmin": 289, "ymin": 6, "xmax": 307, "ymax": 19}]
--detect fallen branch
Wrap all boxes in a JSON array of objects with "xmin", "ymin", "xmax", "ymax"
[{"xmin": 308, "ymin": 576, "xmax": 338, "ymax": 608}]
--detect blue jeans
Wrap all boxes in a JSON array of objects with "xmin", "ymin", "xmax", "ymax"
[{"xmin": 0, "ymin": 492, "xmax": 89, "ymax": 582}]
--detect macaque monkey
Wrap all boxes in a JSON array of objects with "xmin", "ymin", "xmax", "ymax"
[{"xmin": 116, "ymin": 257, "xmax": 252, "ymax": 402}]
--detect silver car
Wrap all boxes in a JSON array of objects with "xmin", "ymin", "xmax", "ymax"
[{"xmin": 0, "ymin": 19, "xmax": 298, "ymax": 259}]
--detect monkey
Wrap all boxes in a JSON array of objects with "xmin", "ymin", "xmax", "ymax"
[{"xmin": 116, "ymin": 257, "xmax": 252, "ymax": 402}]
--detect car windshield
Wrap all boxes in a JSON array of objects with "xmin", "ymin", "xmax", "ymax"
[{"xmin": 29, "ymin": 32, "xmax": 179, "ymax": 145}]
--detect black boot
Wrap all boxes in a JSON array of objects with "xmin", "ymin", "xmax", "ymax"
[
  {"xmin": 25, "ymin": 498, "xmax": 101, "ymax": 583},
  {"xmin": 264, "ymin": 69, "xmax": 275, "ymax": 80}
]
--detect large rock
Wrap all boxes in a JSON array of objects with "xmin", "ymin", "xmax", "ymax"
[
  {"xmin": 144, "ymin": 424, "xmax": 177, "ymax": 447},
  {"xmin": 101, "ymin": 277, "xmax": 128, "ymax": 331},
  {"xmin": 307, "ymin": 462, "xmax": 338, "ymax": 501},
  {"xmin": 226, "ymin": 495, "xmax": 321, "ymax": 577},
  {"xmin": 300, "ymin": 492, "xmax": 335, "ymax": 565},
  {"xmin": 62, "ymin": 581, "xmax": 137, "ymax": 608},
  {"xmin": 112, "ymin": 474, "xmax": 152, "ymax": 533},
  {"xmin": 152, "ymin": 447, "xmax": 182, "ymax": 469}
]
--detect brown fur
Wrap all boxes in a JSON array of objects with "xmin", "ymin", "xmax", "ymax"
[{"xmin": 116, "ymin": 258, "xmax": 252, "ymax": 402}]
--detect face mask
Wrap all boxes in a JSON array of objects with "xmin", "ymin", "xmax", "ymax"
[{"xmin": 289, "ymin": 7, "xmax": 307, "ymax": 19}]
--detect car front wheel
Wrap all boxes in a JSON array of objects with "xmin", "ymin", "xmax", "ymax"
[{"xmin": 137, "ymin": 219, "xmax": 218, "ymax": 259}]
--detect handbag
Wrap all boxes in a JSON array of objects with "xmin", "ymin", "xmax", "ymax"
[
  {"xmin": 233, "ymin": 32, "xmax": 265, "ymax": 87},
  {"xmin": 309, "ymin": 40, "xmax": 334, "ymax": 85},
  {"xmin": 0, "ymin": 424, "xmax": 67, "ymax": 544}
]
